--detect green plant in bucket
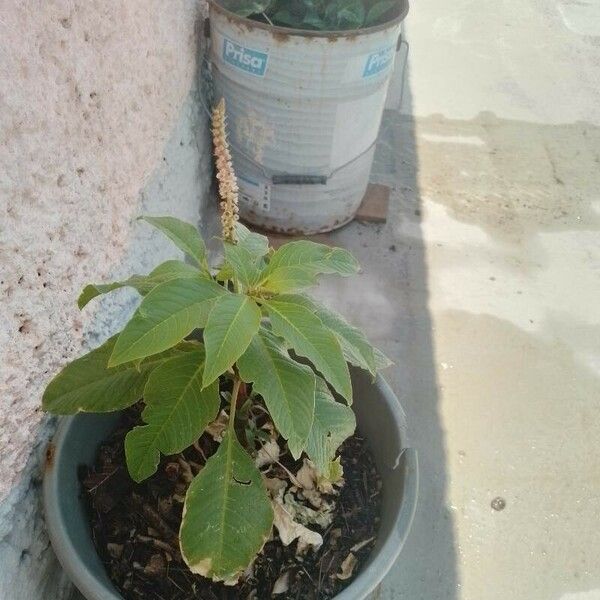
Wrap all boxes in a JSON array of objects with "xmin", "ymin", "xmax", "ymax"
[
  {"xmin": 42, "ymin": 99, "xmax": 391, "ymax": 584},
  {"xmin": 222, "ymin": 0, "xmax": 399, "ymax": 30}
]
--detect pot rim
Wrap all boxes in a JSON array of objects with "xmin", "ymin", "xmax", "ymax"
[
  {"xmin": 207, "ymin": 0, "xmax": 409, "ymax": 40},
  {"xmin": 43, "ymin": 373, "xmax": 418, "ymax": 600}
]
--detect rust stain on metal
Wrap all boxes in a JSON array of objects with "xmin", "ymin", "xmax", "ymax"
[
  {"xmin": 242, "ymin": 212, "xmax": 353, "ymax": 236},
  {"xmin": 272, "ymin": 30, "xmax": 291, "ymax": 43},
  {"xmin": 209, "ymin": 0, "xmax": 407, "ymax": 234},
  {"xmin": 225, "ymin": 14, "xmax": 254, "ymax": 35},
  {"xmin": 45, "ymin": 442, "xmax": 55, "ymax": 472}
]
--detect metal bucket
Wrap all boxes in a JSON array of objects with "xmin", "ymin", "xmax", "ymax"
[{"xmin": 207, "ymin": 0, "xmax": 409, "ymax": 234}]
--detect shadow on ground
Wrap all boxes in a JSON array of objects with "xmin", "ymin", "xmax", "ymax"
[{"xmin": 303, "ymin": 63, "xmax": 459, "ymax": 599}]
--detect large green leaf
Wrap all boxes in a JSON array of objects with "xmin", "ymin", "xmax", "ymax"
[
  {"xmin": 180, "ymin": 430, "xmax": 273, "ymax": 583},
  {"xmin": 265, "ymin": 240, "xmax": 358, "ymax": 275},
  {"xmin": 109, "ymin": 278, "xmax": 226, "ymax": 367},
  {"xmin": 256, "ymin": 266, "xmax": 316, "ymax": 294},
  {"xmin": 235, "ymin": 223, "xmax": 269, "ymax": 258},
  {"xmin": 222, "ymin": 224, "xmax": 270, "ymax": 289},
  {"xmin": 237, "ymin": 328, "xmax": 316, "ymax": 458},
  {"xmin": 263, "ymin": 298, "xmax": 352, "ymax": 403},
  {"xmin": 42, "ymin": 336, "xmax": 182, "ymax": 415},
  {"xmin": 306, "ymin": 379, "xmax": 356, "ymax": 475},
  {"xmin": 282, "ymin": 294, "xmax": 378, "ymax": 376},
  {"xmin": 202, "ymin": 294, "xmax": 261, "ymax": 387},
  {"xmin": 259, "ymin": 241, "xmax": 358, "ymax": 293},
  {"xmin": 141, "ymin": 216, "xmax": 209, "ymax": 270},
  {"xmin": 223, "ymin": 242, "xmax": 262, "ymax": 290},
  {"xmin": 125, "ymin": 349, "xmax": 219, "ymax": 482},
  {"xmin": 77, "ymin": 260, "xmax": 202, "ymax": 309}
]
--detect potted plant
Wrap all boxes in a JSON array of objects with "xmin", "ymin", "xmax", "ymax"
[{"xmin": 42, "ymin": 100, "xmax": 417, "ymax": 599}]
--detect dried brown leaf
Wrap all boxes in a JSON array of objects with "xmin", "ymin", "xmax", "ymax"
[{"xmin": 336, "ymin": 552, "xmax": 357, "ymax": 581}]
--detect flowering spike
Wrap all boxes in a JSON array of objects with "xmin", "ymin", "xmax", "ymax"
[{"xmin": 212, "ymin": 98, "xmax": 239, "ymax": 244}]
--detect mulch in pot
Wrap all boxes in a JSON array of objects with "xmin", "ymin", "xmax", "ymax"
[{"xmin": 79, "ymin": 405, "xmax": 382, "ymax": 599}]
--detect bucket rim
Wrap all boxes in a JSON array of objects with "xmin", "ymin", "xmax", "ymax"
[{"xmin": 208, "ymin": 0, "xmax": 409, "ymax": 39}]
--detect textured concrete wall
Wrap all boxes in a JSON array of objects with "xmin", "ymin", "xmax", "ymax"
[{"xmin": 0, "ymin": 1, "xmax": 211, "ymax": 597}]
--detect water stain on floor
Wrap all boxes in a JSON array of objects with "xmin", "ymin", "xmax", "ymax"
[{"xmin": 394, "ymin": 112, "xmax": 600, "ymax": 243}]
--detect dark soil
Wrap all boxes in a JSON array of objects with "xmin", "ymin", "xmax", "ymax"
[{"xmin": 80, "ymin": 406, "xmax": 382, "ymax": 599}]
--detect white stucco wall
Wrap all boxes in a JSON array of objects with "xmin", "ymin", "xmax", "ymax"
[{"xmin": 0, "ymin": 1, "xmax": 212, "ymax": 597}]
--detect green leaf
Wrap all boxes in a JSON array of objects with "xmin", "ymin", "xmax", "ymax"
[
  {"xmin": 202, "ymin": 294, "xmax": 261, "ymax": 387},
  {"xmin": 326, "ymin": 247, "xmax": 361, "ymax": 275},
  {"xmin": 263, "ymin": 298, "xmax": 352, "ymax": 403},
  {"xmin": 77, "ymin": 260, "xmax": 202, "ymax": 309},
  {"xmin": 306, "ymin": 379, "xmax": 356, "ymax": 475},
  {"xmin": 365, "ymin": 0, "xmax": 396, "ymax": 25},
  {"xmin": 302, "ymin": 2, "xmax": 326, "ymax": 29},
  {"xmin": 109, "ymin": 278, "xmax": 226, "ymax": 367},
  {"xmin": 278, "ymin": 294, "xmax": 392, "ymax": 375},
  {"xmin": 42, "ymin": 336, "xmax": 183, "ymax": 415},
  {"xmin": 273, "ymin": 9, "xmax": 304, "ymax": 27},
  {"xmin": 149, "ymin": 260, "xmax": 206, "ymax": 281},
  {"xmin": 259, "ymin": 240, "xmax": 358, "ymax": 293},
  {"xmin": 324, "ymin": 1, "xmax": 340, "ymax": 26},
  {"xmin": 125, "ymin": 349, "xmax": 219, "ymax": 482},
  {"xmin": 224, "ymin": 242, "xmax": 262, "ymax": 289},
  {"xmin": 374, "ymin": 346, "xmax": 393, "ymax": 370},
  {"xmin": 238, "ymin": 328, "xmax": 316, "ymax": 458},
  {"xmin": 256, "ymin": 266, "xmax": 316, "ymax": 293},
  {"xmin": 141, "ymin": 216, "xmax": 209, "ymax": 270},
  {"xmin": 216, "ymin": 263, "xmax": 234, "ymax": 283},
  {"xmin": 180, "ymin": 430, "xmax": 273, "ymax": 583},
  {"xmin": 324, "ymin": 456, "xmax": 344, "ymax": 483},
  {"xmin": 336, "ymin": 0, "xmax": 365, "ymax": 28},
  {"xmin": 235, "ymin": 223, "xmax": 270, "ymax": 258},
  {"xmin": 266, "ymin": 240, "xmax": 359, "ymax": 275},
  {"xmin": 223, "ymin": 225, "xmax": 270, "ymax": 288},
  {"xmin": 283, "ymin": 294, "xmax": 377, "ymax": 376}
]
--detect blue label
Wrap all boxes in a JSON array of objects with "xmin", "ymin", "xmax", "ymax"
[
  {"xmin": 223, "ymin": 38, "xmax": 269, "ymax": 76},
  {"xmin": 363, "ymin": 46, "xmax": 395, "ymax": 77}
]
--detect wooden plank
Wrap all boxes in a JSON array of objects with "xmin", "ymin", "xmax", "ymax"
[{"xmin": 354, "ymin": 183, "xmax": 390, "ymax": 223}]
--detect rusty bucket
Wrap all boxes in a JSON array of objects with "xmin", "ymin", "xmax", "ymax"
[{"xmin": 207, "ymin": 0, "xmax": 409, "ymax": 234}]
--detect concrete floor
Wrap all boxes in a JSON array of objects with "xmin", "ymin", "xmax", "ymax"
[{"xmin": 313, "ymin": 1, "xmax": 600, "ymax": 598}]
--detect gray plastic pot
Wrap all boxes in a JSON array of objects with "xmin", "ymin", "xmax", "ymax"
[{"xmin": 43, "ymin": 368, "xmax": 418, "ymax": 600}]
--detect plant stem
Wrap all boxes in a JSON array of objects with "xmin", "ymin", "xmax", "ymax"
[{"xmin": 228, "ymin": 375, "xmax": 241, "ymax": 433}]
